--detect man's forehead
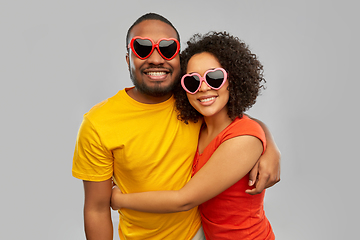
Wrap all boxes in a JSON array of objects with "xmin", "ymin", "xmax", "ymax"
[{"xmin": 129, "ymin": 20, "xmax": 178, "ymax": 40}]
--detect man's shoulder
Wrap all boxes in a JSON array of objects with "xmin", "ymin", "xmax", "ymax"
[{"xmin": 84, "ymin": 90, "xmax": 125, "ymax": 119}]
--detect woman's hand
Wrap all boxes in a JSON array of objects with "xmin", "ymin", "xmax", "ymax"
[{"xmin": 110, "ymin": 185, "xmax": 123, "ymax": 210}]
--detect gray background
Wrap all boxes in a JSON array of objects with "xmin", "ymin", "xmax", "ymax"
[{"xmin": 1, "ymin": 0, "xmax": 359, "ymax": 239}]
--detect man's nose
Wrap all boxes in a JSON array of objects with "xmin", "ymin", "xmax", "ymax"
[{"xmin": 147, "ymin": 48, "xmax": 165, "ymax": 65}]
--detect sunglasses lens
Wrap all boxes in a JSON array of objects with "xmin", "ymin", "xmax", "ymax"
[
  {"xmin": 183, "ymin": 75, "xmax": 201, "ymax": 93},
  {"xmin": 159, "ymin": 40, "xmax": 178, "ymax": 59},
  {"xmin": 133, "ymin": 39, "xmax": 153, "ymax": 58},
  {"xmin": 206, "ymin": 70, "xmax": 225, "ymax": 88}
]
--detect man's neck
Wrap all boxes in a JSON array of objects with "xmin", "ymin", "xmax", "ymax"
[{"xmin": 126, "ymin": 87, "xmax": 173, "ymax": 104}]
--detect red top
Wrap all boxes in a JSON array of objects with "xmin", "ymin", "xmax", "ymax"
[{"xmin": 192, "ymin": 116, "xmax": 275, "ymax": 240}]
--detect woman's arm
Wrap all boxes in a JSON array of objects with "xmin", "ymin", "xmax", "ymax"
[{"xmin": 111, "ymin": 135, "xmax": 263, "ymax": 213}]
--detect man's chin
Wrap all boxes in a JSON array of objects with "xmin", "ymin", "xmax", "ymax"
[{"xmin": 135, "ymin": 83, "xmax": 175, "ymax": 97}]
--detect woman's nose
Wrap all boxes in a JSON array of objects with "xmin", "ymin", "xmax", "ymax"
[{"xmin": 198, "ymin": 80, "xmax": 211, "ymax": 92}]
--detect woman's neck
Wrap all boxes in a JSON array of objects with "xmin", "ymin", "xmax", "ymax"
[
  {"xmin": 203, "ymin": 113, "xmax": 232, "ymax": 137},
  {"xmin": 198, "ymin": 110, "xmax": 233, "ymax": 154}
]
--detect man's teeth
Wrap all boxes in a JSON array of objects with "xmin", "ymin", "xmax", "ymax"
[
  {"xmin": 147, "ymin": 72, "xmax": 166, "ymax": 76},
  {"xmin": 199, "ymin": 97, "xmax": 216, "ymax": 102}
]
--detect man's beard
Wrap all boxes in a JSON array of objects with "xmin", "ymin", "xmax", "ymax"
[{"xmin": 130, "ymin": 71, "xmax": 179, "ymax": 97}]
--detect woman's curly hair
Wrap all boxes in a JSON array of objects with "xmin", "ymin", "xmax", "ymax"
[{"xmin": 174, "ymin": 31, "xmax": 265, "ymax": 123}]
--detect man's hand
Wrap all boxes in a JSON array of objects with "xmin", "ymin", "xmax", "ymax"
[
  {"xmin": 244, "ymin": 116, "xmax": 281, "ymax": 195},
  {"xmin": 245, "ymin": 144, "xmax": 281, "ymax": 195}
]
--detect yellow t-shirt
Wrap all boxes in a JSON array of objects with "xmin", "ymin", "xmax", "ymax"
[{"xmin": 72, "ymin": 88, "xmax": 202, "ymax": 240}]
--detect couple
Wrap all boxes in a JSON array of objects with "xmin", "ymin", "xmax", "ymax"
[{"xmin": 72, "ymin": 13, "xmax": 280, "ymax": 240}]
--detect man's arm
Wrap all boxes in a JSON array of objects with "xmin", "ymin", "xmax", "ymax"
[
  {"xmin": 83, "ymin": 178, "xmax": 113, "ymax": 240},
  {"xmin": 246, "ymin": 117, "xmax": 281, "ymax": 195}
]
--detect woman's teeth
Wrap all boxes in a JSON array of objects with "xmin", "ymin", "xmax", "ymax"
[{"xmin": 199, "ymin": 97, "xmax": 216, "ymax": 102}]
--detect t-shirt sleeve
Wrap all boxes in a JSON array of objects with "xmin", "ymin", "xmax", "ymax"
[
  {"xmin": 72, "ymin": 115, "xmax": 113, "ymax": 181},
  {"xmin": 222, "ymin": 117, "xmax": 267, "ymax": 154}
]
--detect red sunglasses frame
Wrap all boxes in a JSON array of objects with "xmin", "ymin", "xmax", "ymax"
[
  {"xmin": 181, "ymin": 68, "xmax": 228, "ymax": 94},
  {"xmin": 128, "ymin": 36, "xmax": 180, "ymax": 60}
]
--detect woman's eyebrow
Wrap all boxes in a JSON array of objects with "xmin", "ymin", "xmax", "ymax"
[{"xmin": 187, "ymin": 68, "xmax": 216, "ymax": 75}]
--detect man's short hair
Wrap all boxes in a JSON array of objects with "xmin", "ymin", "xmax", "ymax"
[{"xmin": 126, "ymin": 12, "xmax": 180, "ymax": 50}]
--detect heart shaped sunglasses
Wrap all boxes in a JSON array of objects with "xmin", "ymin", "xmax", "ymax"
[
  {"xmin": 128, "ymin": 36, "xmax": 180, "ymax": 60},
  {"xmin": 181, "ymin": 68, "xmax": 228, "ymax": 94}
]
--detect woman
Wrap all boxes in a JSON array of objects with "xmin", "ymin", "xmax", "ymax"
[{"xmin": 111, "ymin": 31, "xmax": 275, "ymax": 239}]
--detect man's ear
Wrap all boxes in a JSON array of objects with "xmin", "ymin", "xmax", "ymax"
[{"xmin": 126, "ymin": 53, "xmax": 130, "ymax": 69}]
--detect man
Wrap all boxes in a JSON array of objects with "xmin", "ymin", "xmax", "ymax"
[{"xmin": 72, "ymin": 13, "xmax": 280, "ymax": 240}]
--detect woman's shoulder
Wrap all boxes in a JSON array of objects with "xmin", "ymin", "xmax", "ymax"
[
  {"xmin": 220, "ymin": 116, "xmax": 265, "ymax": 142},
  {"xmin": 229, "ymin": 116, "xmax": 262, "ymax": 131}
]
